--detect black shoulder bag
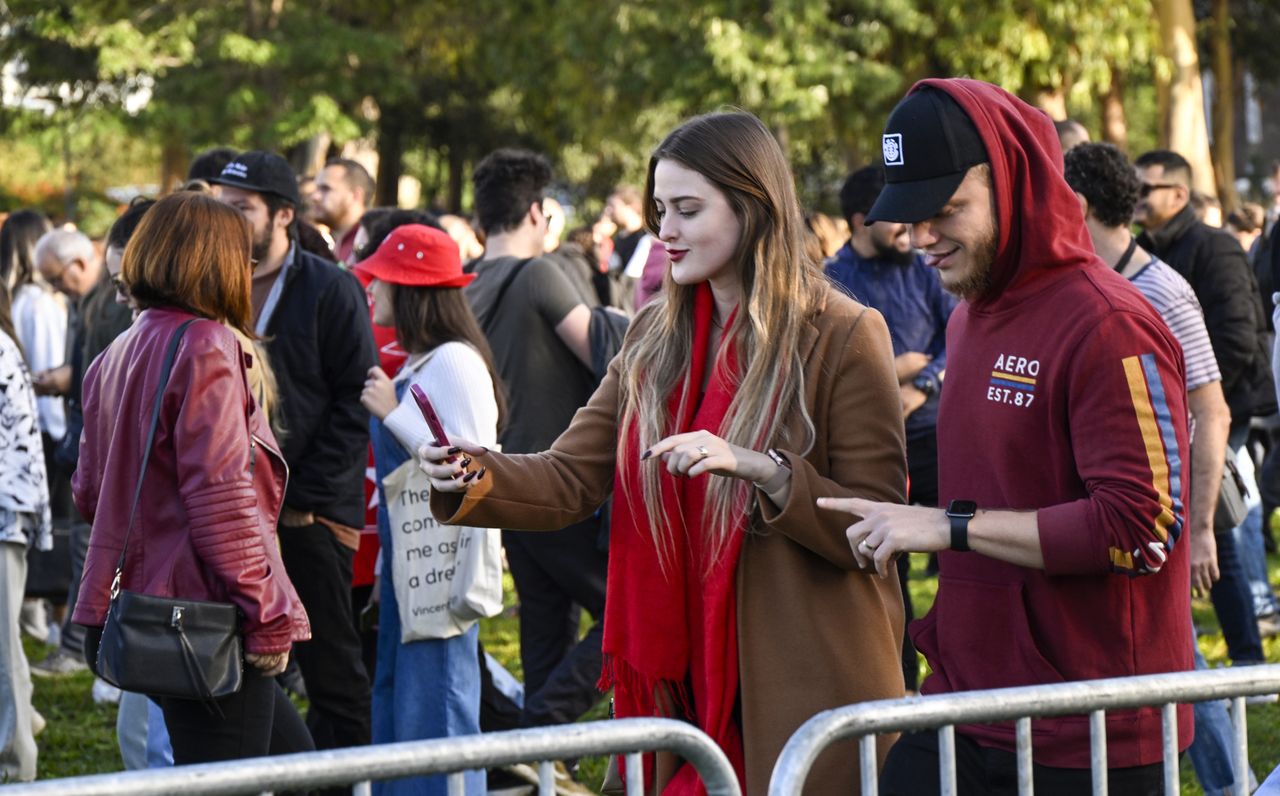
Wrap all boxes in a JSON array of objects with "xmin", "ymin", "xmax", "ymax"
[{"xmin": 96, "ymin": 319, "xmax": 245, "ymax": 706}]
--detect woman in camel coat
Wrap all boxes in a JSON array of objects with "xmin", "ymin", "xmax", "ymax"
[{"xmin": 425, "ymin": 111, "xmax": 906, "ymax": 796}]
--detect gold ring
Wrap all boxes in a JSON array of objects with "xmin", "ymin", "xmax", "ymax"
[{"xmin": 697, "ymin": 445, "xmax": 710, "ymax": 460}]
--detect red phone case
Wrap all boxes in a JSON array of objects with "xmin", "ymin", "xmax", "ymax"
[{"xmin": 410, "ymin": 384, "xmax": 450, "ymax": 447}]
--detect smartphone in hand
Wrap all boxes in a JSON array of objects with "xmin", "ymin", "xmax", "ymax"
[{"xmin": 410, "ymin": 384, "xmax": 456, "ymax": 463}]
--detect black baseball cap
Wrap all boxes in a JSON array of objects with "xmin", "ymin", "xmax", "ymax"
[
  {"xmin": 208, "ymin": 150, "xmax": 301, "ymax": 206},
  {"xmin": 865, "ymin": 89, "xmax": 988, "ymax": 225}
]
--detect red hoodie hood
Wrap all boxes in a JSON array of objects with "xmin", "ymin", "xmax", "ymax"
[{"xmin": 912, "ymin": 78, "xmax": 1102, "ymax": 309}]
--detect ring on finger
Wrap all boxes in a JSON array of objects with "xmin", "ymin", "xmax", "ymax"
[
  {"xmin": 696, "ymin": 445, "xmax": 710, "ymax": 460},
  {"xmin": 859, "ymin": 539, "xmax": 876, "ymax": 552}
]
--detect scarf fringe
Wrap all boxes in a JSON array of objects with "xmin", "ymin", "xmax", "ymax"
[{"xmin": 600, "ymin": 653, "xmax": 695, "ymax": 722}]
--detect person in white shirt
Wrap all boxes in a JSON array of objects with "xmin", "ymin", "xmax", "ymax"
[{"xmin": 358, "ymin": 223, "xmax": 504, "ymax": 796}]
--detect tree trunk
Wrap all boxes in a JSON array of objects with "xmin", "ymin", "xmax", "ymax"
[
  {"xmin": 1209, "ymin": 0, "xmax": 1237, "ymax": 212},
  {"xmin": 293, "ymin": 133, "xmax": 332, "ymax": 179},
  {"xmin": 1153, "ymin": 0, "xmax": 1218, "ymax": 198},
  {"xmin": 375, "ymin": 109, "xmax": 406, "ymax": 208},
  {"xmin": 159, "ymin": 138, "xmax": 188, "ymax": 195},
  {"xmin": 1032, "ymin": 87, "xmax": 1067, "ymax": 121},
  {"xmin": 447, "ymin": 146, "xmax": 465, "ymax": 213},
  {"xmin": 1101, "ymin": 66, "xmax": 1129, "ymax": 151}
]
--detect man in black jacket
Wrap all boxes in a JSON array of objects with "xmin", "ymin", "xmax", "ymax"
[
  {"xmin": 213, "ymin": 151, "xmax": 377, "ymax": 752},
  {"xmin": 1135, "ymin": 149, "xmax": 1279, "ymax": 661},
  {"xmin": 1135, "ymin": 150, "xmax": 1276, "ymax": 433}
]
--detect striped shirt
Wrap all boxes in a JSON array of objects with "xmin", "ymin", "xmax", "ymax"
[{"xmin": 1128, "ymin": 255, "xmax": 1221, "ymax": 392}]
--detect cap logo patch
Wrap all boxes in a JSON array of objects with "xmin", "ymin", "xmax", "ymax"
[
  {"xmin": 221, "ymin": 162, "xmax": 249, "ymax": 179},
  {"xmin": 882, "ymin": 134, "xmax": 904, "ymax": 167}
]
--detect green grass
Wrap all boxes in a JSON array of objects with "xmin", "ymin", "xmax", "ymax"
[{"xmin": 26, "ymin": 562, "xmax": 1280, "ymax": 794}]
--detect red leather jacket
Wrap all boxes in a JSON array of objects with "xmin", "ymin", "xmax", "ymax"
[{"xmin": 72, "ymin": 308, "xmax": 310, "ymax": 654}]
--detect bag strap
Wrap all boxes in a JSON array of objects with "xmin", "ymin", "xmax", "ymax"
[
  {"xmin": 111, "ymin": 318, "xmax": 199, "ymax": 592},
  {"xmin": 478, "ymin": 258, "xmax": 532, "ymax": 335}
]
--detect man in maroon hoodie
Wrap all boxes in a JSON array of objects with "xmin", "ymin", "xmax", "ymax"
[{"xmin": 819, "ymin": 79, "xmax": 1193, "ymax": 793}]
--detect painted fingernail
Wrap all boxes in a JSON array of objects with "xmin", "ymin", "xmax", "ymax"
[
  {"xmin": 447, "ymin": 446, "xmax": 462, "ymax": 455},
  {"xmin": 479, "ymin": 447, "xmax": 490, "ymax": 455},
  {"xmin": 476, "ymin": 467, "xmax": 487, "ymax": 481},
  {"xmin": 641, "ymin": 450, "xmax": 652, "ymax": 460},
  {"xmin": 460, "ymin": 457, "xmax": 473, "ymax": 469},
  {"xmin": 462, "ymin": 471, "xmax": 478, "ymax": 483}
]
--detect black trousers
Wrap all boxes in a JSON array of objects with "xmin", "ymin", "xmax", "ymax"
[
  {"xmin": 279, "ymin": 522, "xmax": 372, "ymax": 749},
  {"xmin": 503, "ymin": 517, "xmax": 608, "ymax": 727},
  {"xmin": 880, "ymin": 729, "xmax": 1165, "ymax": 796},
  {"xmin": 901, "ymin": 428, "xmax": 940, "ymax": 691},
  {"xmin": 85, "ymin": 627, "xmax": 315, "ymax": 768},
  {"xmin": 160, "ymin": 669, "xmax": 315, "ymax": 765}
]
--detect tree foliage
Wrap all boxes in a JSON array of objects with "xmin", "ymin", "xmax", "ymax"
[{"xmin": 0, "ymin": 0, "xmax": 1264, "ymax": 216}]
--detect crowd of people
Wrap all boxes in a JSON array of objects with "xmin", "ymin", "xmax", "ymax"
[{"xmin": 0, "ymin": 75, "xmax": 1278, "ymax": 796}]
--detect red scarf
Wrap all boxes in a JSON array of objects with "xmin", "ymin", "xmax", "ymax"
[{"xmin": 601, "ymin": 284, "xmax": 748, "ymax": 795}]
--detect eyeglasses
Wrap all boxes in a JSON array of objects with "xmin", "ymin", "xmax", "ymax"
[
  {"xmin": 1139, "ymin": 183, "xmax": 1181, "ymax": 198},
  {"xmin": 110, "ymin": 275, "xmax": 128, "ymax": 295}
]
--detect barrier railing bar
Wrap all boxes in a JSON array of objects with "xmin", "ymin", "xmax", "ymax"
[
  {"xmin": 1089, "ymin": 710, "xmax": 1106, "ymax": 796},
  {"xmin": 768, "ymin": 665, "xmax": 1280, "ymax": 796},
  {"xmin": 447, "ymin": 772, "xmax": 464, "ymax": 796},
  {"xmin": 939, "ymin": 724, "xmax": 957, "ymax": 796},
  {"xmin": 625, "ymin": 752, "xmax": 643, "ymax": 796},
  {"xmin": 1232, "ymin": 696, "xmax": 1248, "ymax": 796},
  {"xmin": 353, "ymin": 782, "xmax": 372, "ymax": 796},
  {"xmin": 859, "ymin": 735, "xmax": 877, "ymax": 796},
  {"xmin": 8, "ymin": 718, "xmax": 740, "ymax": 796},
  {"xmin": 1160, "ymin": 703, "xmax": 1178, "ymax": 795},
  {"xmin": 1015, "ymin": 717, "xmax": 1033, "ymax": 796},
  {"xmin": 538, "ymin": 761, "xmax": 554, "ymax": 796}
]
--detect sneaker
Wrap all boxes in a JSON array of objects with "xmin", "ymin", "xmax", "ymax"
[
  {"xmin": 30, "ymin": 709, "xmax": 45, "ymax": 737},
  {"xmin": 488, "ymin": 766, "xmax": 536, "ymax": 796},
  {"xmin": 1258, "ymin": 612, "xmax": 1280, "ymax": 638},
  {"xmin": 91, "ymin": 677, "xmax": 121, "ymax": 705},
  {"xmin": 18, "ymin": 600, "xmax": 48, "ymax": 643},
  {"xmin": 502, "ymin": 762, "xmax": 594, "ymax": 796},
  {"xmin": 29, "ymin": 649, "xmax": 88, "ymax": 678}
]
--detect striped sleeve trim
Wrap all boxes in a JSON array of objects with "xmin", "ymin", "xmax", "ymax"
[{"xmin": 1111, "ymin": 353, "xmax": 1185, "ymax": 575}]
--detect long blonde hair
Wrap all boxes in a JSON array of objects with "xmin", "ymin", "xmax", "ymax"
[{"xmin": 618, "ymin": 111, "xmax": 827, "ymax": 563}]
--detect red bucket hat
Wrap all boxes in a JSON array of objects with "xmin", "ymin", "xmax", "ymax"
[{"xmin": 352, "ymin": 224, "xmax": 473, "ymax": 288}]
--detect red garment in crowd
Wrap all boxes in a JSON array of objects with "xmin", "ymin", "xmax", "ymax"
[
  {"xmin": 352, "ymin": 267, "xmax": 408, "ymax": 587},
  {"xmin": 602, "ymin": 283, "xmax": 747, "ymax": 796}
]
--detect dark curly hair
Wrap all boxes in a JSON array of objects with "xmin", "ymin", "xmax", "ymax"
[
  {"xmin": 359, "ymin": 208, "xmax": 442, "ymax": 260},
  {"xmin": 838, "ymin": 165, "xmax": 885, "ymax": 225},
  {"xmin": 1063, "ymin": 142, "xmax": 1141, "ymax": 228},
  {"xmin": 472, "ymin": 149, "xmax": 551, "ymax": 236}
]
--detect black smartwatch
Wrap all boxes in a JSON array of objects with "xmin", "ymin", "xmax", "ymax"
[{"xmin": 946, "ymin": 500, "xmax": 977, "ymax": 552}]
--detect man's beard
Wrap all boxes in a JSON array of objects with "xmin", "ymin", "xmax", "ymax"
[
  {"xmin": 943, "ymin": 226, "xmax": 998, "ymax": 301},
  {"xmin": 872, "ymin": 237, "xmax": 916, "ymax": 266},
  {"xmin": 251, "ymin": 227, "xmax": 272, "ymax": 266}
]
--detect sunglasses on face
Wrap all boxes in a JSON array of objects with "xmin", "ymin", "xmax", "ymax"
[{"xmin": 1139, "ymin": 182, "xmax": 1180, "ymax": 198}]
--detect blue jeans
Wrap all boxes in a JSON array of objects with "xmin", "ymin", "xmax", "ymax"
[
  {"xmin": 1187, "ymin": 625, "xmax": 1254, "ymax": 792},
  {"xmin": 1235, "ymin": 505, "xmax": 1280, "ymax": 617},
  {"xmin": 371, "ymin": 557, "xmax": 484, "ymax": 796},
  {"xmin": 1210, "ymin": 523, "xmax": 1266, "ymax": 664},
  {"xmin": 117, "ymin": 692, "xmax": 172, "ymax": 769}
]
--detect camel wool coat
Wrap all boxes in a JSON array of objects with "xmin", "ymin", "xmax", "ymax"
[{"xmin": 432, "ymin": 285, "xmax": 907, "ymax": 796}]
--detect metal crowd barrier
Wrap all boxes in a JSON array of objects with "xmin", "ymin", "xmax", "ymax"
[
  {"xmin": 769, "ymin": 664, "xmax": 1280, "ymax": 796},
  {"xmin": 6, "ymin": 717, "xmax": 740, "ymax": 796}
]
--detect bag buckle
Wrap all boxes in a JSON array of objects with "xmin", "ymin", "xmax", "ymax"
[
  {"xmin": 109, "ymin": 570, "xmax": 121, "ymax": 600},
  {"xmin": 170, "ymin": 606, "xmax": 184, "ymax": 629}
]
